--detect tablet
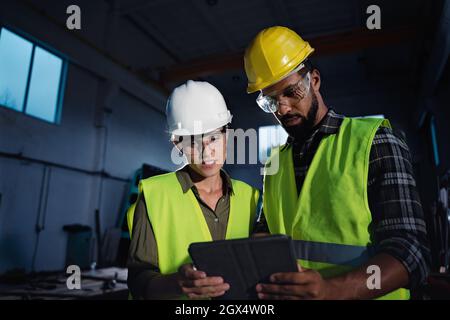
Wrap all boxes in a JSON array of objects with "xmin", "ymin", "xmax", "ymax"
[{"xmin": 188, "ymin": 235, "xmax": 298, "ymax": 300}]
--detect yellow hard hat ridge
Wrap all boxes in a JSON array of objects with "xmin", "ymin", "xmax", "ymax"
[{"xmin": 244, "ymin": 26, "xmax": 315, "ymax": 93}]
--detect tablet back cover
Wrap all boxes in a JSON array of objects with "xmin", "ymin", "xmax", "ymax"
[{"xmin": 188, "ymin": 235, "xmax": 297, "ymax": 300}]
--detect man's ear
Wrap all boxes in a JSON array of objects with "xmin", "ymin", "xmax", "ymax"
[{"xmin": 310, "ymin": 69, "xmax": 321, "ymax": 92}]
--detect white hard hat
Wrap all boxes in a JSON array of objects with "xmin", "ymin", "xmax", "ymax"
[{"xmin": 166, "ymin": 80, "xmax": 233, "ymax": 138}]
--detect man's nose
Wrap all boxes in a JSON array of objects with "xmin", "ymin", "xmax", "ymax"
[{"xmin": 277, "ymin": 98, "xmax": 292, "ymax": 116}]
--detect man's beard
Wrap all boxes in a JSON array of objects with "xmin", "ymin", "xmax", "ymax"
[{"xmin": 279, "ymin": 91, "xmax": 319, "ymax": 141}]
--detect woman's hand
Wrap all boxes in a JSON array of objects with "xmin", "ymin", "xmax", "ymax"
[{"xmin": 177, "ymin": 263, "xmax": 230, "ymax": 299}]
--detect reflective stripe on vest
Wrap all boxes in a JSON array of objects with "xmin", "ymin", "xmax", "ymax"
[{"xmin": 293, "ymin": 240, "xmax": 372, "ymax": 268}]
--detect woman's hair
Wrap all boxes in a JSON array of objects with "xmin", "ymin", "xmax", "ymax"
[
  {"xmin": 301, "ymin": 58, "xmax": 323, "ymax": 84},
  {"xmin": 303, "ymin": 58, "xmax": 317, "ymax": 73}
]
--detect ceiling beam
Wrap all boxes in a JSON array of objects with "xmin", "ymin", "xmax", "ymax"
[
  {"xmin": 161, "ymin": 51, "xmax": 243, "ymax": 84},
  {"xmin": 160, "ymin": 25, "xmax": 419, "ymax": 84},
  {"xmin": 125, "ymin": 14, "xmax": 182, "ymax": 64}
]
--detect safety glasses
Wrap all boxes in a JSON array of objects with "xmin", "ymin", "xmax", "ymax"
[
  {"xmin": 256, "ymin": 69, "xmax": 311, "ymax": 113},
  {"xmin": 176, "ymin": 128, "xmax": 226, "ymax": 152}
]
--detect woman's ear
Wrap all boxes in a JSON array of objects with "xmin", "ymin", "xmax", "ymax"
[{"xmin": 310, "ymin": 69, "xmax": 321, "ymax": 92}]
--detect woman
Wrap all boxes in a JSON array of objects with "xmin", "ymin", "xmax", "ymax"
[{"xmin": 126, "ymin": 80, "xmax": 260, "ymax": 299}]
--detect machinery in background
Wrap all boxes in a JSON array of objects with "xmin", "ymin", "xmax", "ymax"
[
  {"xmin": 115, "ymin": 164, "xmax": 168, "ymax": 267},
  {"xmin": 0, "ymin": 161, "xmax": 163, "ymax": 300},
  {"xmin": 415, "ymin": 111, "xmax": 450, "ymax": 299},
  {"xmin": 436, "ymin": 171, "xmax": 450, "ymax": 274},
  {"xmin": 60, "ymin": 163, "xmax": 168, "ymax": 271},
  {"xmin": 0, "ymin": 164, "xmax": 169, "ymax": 300},
  {"xmin": 0, "ymin": 267, "xmax": 128, "ymax": 300},
  {"xmin": 62, "ymin": 224, "xmax": 96, "ymax": 270},
  {"xmin": 421, "ymin": 170, "xmax": 450, "ymax": 300}
]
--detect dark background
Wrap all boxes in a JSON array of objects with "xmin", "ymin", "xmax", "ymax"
[{"xmin": 0, "ymin": 0, "xmax": 448, "ymax": 292}]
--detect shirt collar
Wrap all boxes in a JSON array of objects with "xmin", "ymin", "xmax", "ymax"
[
  {"xmin": 176, "ymin": 165, "xmax": 234, "ymax": 195},
  {"xmin": 284, "ymin": 108, "xmax": 344, "ymax": 147},
  {"xmin": 316, "ymin": 109, "xmax": 345, "ymax": 134}
]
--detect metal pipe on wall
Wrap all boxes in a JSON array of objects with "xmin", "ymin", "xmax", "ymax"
[
  {"xmin": 31, "ymin": 165, "xmax": 51, "ymax": 272},
  {"xmin": 0, "ymin": 151, "xmax": 130, "ymax": 183}
]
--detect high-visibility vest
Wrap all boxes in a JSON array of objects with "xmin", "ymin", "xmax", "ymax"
[
  {"xmin": 128, "ymin": 172, "xmax": 259, "ymax": 275},
  {"xmin": 263, "ymin": 117, "xmax": 409, "ymax": 300}
]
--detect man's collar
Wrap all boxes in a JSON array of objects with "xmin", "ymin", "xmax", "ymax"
[
  {"xmin": 316, "ymin": 109, "xmax": 345, "ymax": 134},
  {"xmin": 284, "ymin": 109, "xmax": 344, "ymax": 147}
]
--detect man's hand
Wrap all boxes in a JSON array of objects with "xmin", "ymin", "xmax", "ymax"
[
  {"xmin": 256, "ymin": 265, "xmax": 332, "ymax": 300},
  {"xmin": 256, "ymin": 254, "xmax": 410, "ymax": 300},
  {"xmin": 177, "ymin": 263, "xmax": 230, "ymax": 299}
]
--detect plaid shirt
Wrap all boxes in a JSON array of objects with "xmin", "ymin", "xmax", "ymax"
[{"xmin": 256, "ymin": 109, "xmax": 430, "ymax": 289}]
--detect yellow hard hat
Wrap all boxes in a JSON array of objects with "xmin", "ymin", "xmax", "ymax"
[{"xmin": 244, "ymin": 26, "xmax": 315, "ymax": 93}]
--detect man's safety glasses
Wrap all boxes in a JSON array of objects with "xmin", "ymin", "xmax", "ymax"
[{"xmin": 256, "ymin": 71, "xmax": 311, "ymax": 113}]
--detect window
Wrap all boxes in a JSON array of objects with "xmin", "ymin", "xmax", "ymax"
[
  {"xmin": 258, "ymin": 125, "xmax": 289, "ymax": 163},
  {"xmin": 0, "ymin": 28, "xmax": 32, "ymax": 112},
  {"xmin": 354, "ymin": 114, "xmax": 385, "ymax": 119},
  {"xmin": 0, "ymin": 27, "xmax": 66, "ymax": 123},
  {"xmin": 430, "ymin": 116, "xmax": 440, "ymax": 167}
]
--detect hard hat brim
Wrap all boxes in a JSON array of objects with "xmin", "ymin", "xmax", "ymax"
[{"xmin": 170, "ymin": 115, "xmax": 232, "ymax": 137}]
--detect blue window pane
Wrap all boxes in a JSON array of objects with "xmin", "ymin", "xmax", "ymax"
[
  {"xmin": 431, "ymin": 117, "xmax": 440, "ymax": 167},
  {"xmin": 0, "ymin": 28, "xmax": 33, "ymax": 111},
  {"xmin": 258, "ymin": 125, "xmax": 288, "ymax": 163},
  {"xmin": 25, "ymin": 47, "xmax": 62, "ymax": 122}
]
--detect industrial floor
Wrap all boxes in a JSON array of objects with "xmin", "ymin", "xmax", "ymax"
[{"xmin": 0, "ymin": 267, "xmax": 128, "ymax": 300}]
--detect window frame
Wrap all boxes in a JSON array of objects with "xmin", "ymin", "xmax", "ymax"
[{"xmin": 0, "ymin": 24, "xmax": 68, "ymax": 124}]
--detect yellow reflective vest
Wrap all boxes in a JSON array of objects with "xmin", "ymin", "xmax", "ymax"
[
  {"xmin": 263, "ymin": 117, "xmax": 409, "ymax": 300},
  {"xmin": 128, "ymin": 172, "xmax": 259, "ymax": 275}
]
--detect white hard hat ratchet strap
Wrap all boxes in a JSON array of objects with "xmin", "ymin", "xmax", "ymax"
[{"xmin": 256, "ymin": 64, "xmax": 311, "ymax": 113}]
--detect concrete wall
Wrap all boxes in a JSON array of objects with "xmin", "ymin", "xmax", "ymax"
[{"xmin": 0, "ymin": 0, "xmax": 176, "ymax": 273}]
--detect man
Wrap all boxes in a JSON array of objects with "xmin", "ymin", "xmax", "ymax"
[
  {"xmin": 244, "ymin": 26, "xmax": 430, "ymax": 299},
  {"xmin": 127, "ymin": 80, "xmax": 259, "ymax": 299}
]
